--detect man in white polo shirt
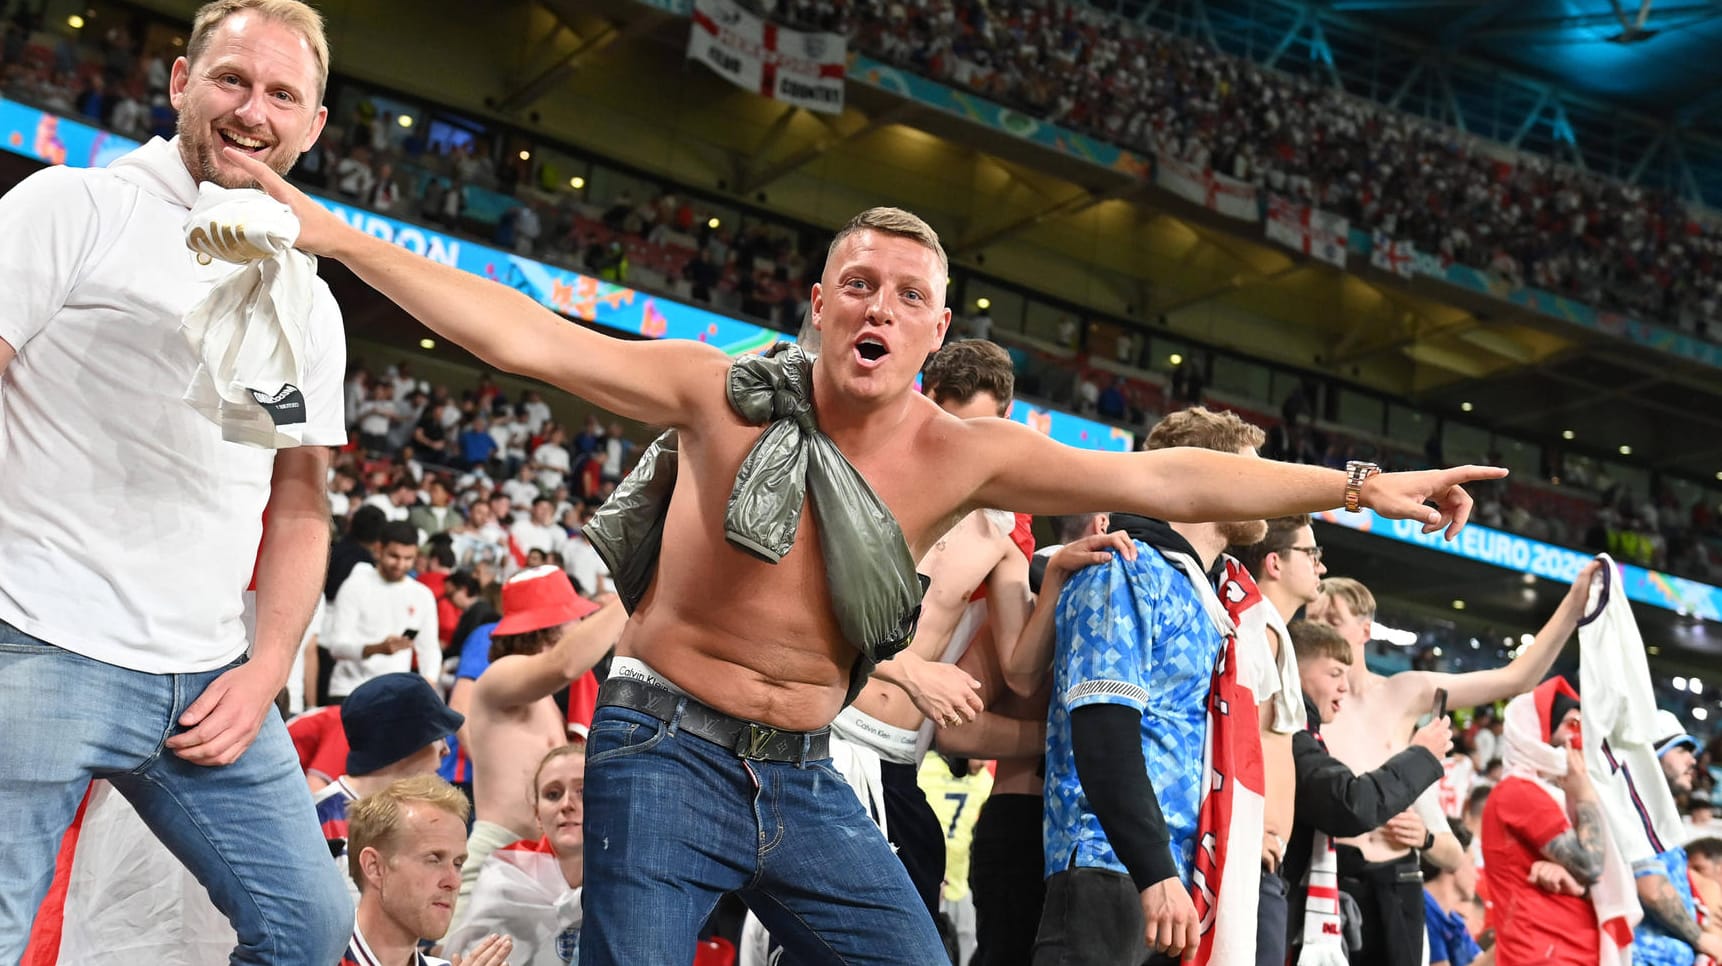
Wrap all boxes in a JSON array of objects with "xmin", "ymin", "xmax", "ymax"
[
  {"xmin": 325, "ymin": 521, "xmax": 443, "ymax": 701},
  {"xmin": 0, "ymin": 2, "xmax": 352, "ymax": 962}
]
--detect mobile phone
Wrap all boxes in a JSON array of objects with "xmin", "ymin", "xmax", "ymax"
[
  {"xmin": 1412, "ymin": 688, "xmax": 1448, "ymax": 739},
  {"xmin": 403, "ymin": 628, "xmax": 419, "ymax": 640}
]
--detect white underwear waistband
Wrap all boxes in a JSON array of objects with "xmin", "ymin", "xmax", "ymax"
[
  {"xmin": 831, "ymin": 706, "xmax": 921, "ymax": 765},
  {"xmin": 607, "ymin": 655, "xmax": 690, "ymax": 696}
]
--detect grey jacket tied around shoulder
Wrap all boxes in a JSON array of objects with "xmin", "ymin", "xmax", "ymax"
[{"xmin": 581, "ymin": 343, "xmax": 927, "ymax": 706}]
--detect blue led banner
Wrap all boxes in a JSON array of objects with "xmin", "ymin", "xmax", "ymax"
[{"xmin": 1315, "ymin": 508, "xmax": 1722, "ymax": 621}]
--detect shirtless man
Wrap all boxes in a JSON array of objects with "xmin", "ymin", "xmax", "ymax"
[
  {"xmin": 227, "ymin": 151, "xmax": 1505, "ymax": 964},
  {"xmin": 1306, "ymin": 565, "xmax": 1599, "ymax": 965},
  {"xmin": 459, "ymin": 566, "xmax": 622, "ymax": 920}
]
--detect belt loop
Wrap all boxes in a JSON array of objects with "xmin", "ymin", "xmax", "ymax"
[
  {"xmin": 668, "ymin": 696, "xmax": 685, "ymax": 736},
  {"xmin": 799, "ymin": 732, "xmax": 813, "ymax": 767}
]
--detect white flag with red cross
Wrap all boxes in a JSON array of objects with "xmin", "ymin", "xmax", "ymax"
[{"xmin": 688, "ymin": 0, "xmax": 847, "ymax": 114}]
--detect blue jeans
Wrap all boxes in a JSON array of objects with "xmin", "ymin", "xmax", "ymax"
[
  {"xmin": 579, "ymin": 703, "xmax": 945, "ymax": 965},
  {"xmin": 0, "ymin": 620, "xmax": 352, "ymax": 965}
]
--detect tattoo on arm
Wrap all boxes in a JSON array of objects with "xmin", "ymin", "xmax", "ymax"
[
  {"xmin": 1639, "ymin": 873, "xmax": 1704, "ymax": 946},
  {"xmin": 1542, "ymin": 801, "xmax": 1606, "ymax": 884}
]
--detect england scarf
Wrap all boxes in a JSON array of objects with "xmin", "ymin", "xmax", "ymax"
[
  {"xmin": 1296, "ymin": 731, "xmax": 1349, "ymax": 966},
  {"xmin": 1167, "ymin": 553, "xmax": 1267, "ymax": 965},
  {"xmin": 442, "ymin": 837, "xmax": 582, "ymax": 966}
]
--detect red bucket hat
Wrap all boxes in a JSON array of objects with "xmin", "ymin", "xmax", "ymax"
[{"xmin": 494, "ymin": 565, "xmax": 600, "ymax": 636}]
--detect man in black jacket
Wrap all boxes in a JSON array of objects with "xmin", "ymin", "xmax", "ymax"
[{"xmin": 1282, "ymin": 620, "xmax": 1451, "ymax": 961}]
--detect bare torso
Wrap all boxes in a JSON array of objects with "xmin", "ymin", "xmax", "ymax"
[
  {"xmin": 617, "ymin": 395, "xmax": 981, "ymax": 731},
  {"xmin": 850, "ymin": 510, "xmax": 1012, "ymax": 731},
  {"xmin": 1321, "ymin": 669, "xmax": 1428, "ymax": 862},
  {"xmin": 471, "ymin": 682, "xmax": 570, "ymax": 838}
]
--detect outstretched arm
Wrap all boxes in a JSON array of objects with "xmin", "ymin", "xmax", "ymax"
[
  {"xmin": 961, "ymin": 418, "xmax": 1506, "ymax": 538},
  {"xmin": 1398, "ymin": 560, "xmax": 1601, "ymax": 714},
  {"xmin": 225, "ymin": 149, "xmax": 728, "ymax": 430}
]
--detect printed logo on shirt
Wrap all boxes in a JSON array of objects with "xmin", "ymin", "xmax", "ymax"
[
  {"xmin": 555, "ymin": 925, "xmax": 581, "ymax": 963},
  {"xmin": 247, "ymin": 384, "xmax": 307, "ymax": 426}
]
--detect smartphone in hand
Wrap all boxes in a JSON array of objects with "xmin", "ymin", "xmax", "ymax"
[{"xmin": 1411, "ymin": 688, "xmax": 1448, "ymax": 739}]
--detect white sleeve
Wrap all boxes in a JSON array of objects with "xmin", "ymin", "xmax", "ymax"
[
  {"xmin": 1413, "ymin": 784, "xmax": 1447, "ymax": 831},
  {"xmin": 0, "ymin": 166, "xmax": 103, "ymax": 353},
  {"xmin": 322, "ymin": 578, "xmax": 369, "ymax": 661},
  {"xmin": 295, "ymin": 284, "xmax": 349, "ymax": 446}
]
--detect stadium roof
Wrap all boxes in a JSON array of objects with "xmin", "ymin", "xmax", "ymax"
[{"xmin": 1126, "ymin": 0, "xmax": 1722, "ymax": 203}]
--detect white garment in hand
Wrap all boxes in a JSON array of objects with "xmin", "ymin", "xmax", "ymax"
[
  {"xmin": 1579, "ymin": 554, "xmax": 1686, "ymax": 863},
  {"xmin": 179, "ymin": 182, "xmax": 317, "ymax": 448}
]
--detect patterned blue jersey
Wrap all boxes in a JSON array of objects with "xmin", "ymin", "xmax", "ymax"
[
  {"xmin": 1042, "ymin": 541, "xmax": 1224, "ymax": 882},
  {"xmin": 1632, "ymin": 845, "xmax": 1698, "ymax": 966}
]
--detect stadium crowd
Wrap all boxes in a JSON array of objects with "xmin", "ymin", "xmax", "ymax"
[
  {"xmin": 796, "ymin": 0, "xmax": 1722, "ymax": 339},
  {"xmin": 7, "ymin": 0, "xmax": 1719, "ymax": 586}
]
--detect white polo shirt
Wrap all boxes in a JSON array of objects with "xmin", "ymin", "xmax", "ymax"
[{"xmin": 0, "ymin": 137, "xmax": 347, "ymax": 673}]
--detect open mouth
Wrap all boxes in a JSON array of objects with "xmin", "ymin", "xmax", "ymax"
[
  {"xmin": 218, "ymin": 129, "xmax": 270, "ymax": 154},
  {"xmin": 855, "ymin": 336, "xmax": 889, "ymax": 366}
]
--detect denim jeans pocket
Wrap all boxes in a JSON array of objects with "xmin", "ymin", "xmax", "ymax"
[{"xmin": 587, "ymin": 707, "xmax": 669, "ymax": 767}]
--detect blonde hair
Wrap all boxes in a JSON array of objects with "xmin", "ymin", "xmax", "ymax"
[
  {"xmin": 825, "ymin": 207, "xmax": 949, "ymax": 278},
  {"xmin": 187, "ymin": 0, "xmax": 330, "ymax": 102},
  {"xmin": 346, "ymin": 775, "xmax": 470, "ymax": 889},
  {"xmin": 1319, "ymin": 576, "xmax": 1377, "ymax": 622},
  {"xmin": 1146, "ymin": 406, "xmax": 1266, "ymax": 454}
]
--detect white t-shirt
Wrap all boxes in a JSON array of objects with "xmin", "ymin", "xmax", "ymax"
[
  {"xmin": 322, "ymin": 563, "xmax": 441, "ymax": 698},
  {"xmin": 533, "ymin": 442, "xmax": 571, "ymax": 491},
  {"xmin": 522, "ymin": 400, "xmax": 552, "ymax": 435},
  {"xmin": 563, "ymin": 533, "xmax": 613, "ymax": 597},
  {"xmin": 0, "ymin": 138, "xmax": 346, "ymax": 673},
  {"xmin": 511, "ymin": 520, "xmax": 568, "ymax": 558},
  {"xmin": 503, "ymin": 477, "xmax": 542, "ymax": 509}
]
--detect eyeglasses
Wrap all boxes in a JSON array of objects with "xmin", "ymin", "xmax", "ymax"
[{"xmin": 1286, "ymin": 545, "xmax": 1324, "ymax": 563}]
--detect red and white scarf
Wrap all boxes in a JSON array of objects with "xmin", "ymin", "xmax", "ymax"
[
  {"xmin": 1167, "ymin": 553, "xmax": 1267, "ymax": 965},
  {"xmin": 1295, "ymin": 729, "xmax": 1349, "ymax": 966}
]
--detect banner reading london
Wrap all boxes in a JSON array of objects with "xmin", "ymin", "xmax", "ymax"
[{"xmin": 687, "ymin": 0, "xmax": 847, "ymax": 114}]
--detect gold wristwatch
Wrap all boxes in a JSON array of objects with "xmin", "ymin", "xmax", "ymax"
[{"xmin": 1343, "ymin": 460, "xmax": 1380, "ymax": 513}]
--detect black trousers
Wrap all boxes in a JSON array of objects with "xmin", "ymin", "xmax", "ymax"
[
  {"xmin": 1337, "ymin": 847, "xmax": 1425, "ymax": 966},
  {"xmin": 971, "ymin": 793, "xmax": 1046, "ymax": 966},
  {"xmin": 1031, "ymin": 867, "xmax": 1162, "ymax": 966},
  {"xmin": 880, "ymin": 758, "xmax": 948, "ymax": 926}
]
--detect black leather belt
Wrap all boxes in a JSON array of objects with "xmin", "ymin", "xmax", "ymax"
[{"xmin": 597, "ymin": 676, "xmax": 830, "ymax": 764}]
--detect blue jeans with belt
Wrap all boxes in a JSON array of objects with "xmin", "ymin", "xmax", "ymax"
[
  {"xmin": 578, "ymin": 703, "xmax": 946, "ymax": 965},
  {"xmin": 0, "ymin": 620, "xmax": 351, "ymax": 965}
]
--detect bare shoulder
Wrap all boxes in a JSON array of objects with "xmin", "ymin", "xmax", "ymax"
[{"xmin": 1381, "ymin": 669, "xmax": 1437, "ymax": 709}]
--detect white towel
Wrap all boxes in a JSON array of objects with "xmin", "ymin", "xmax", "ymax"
[
  {"xmin": 179, "ymin": 183, "xmax": 316, "ymax": 449},
  {"xmin": 1579, "ymin": 553, "xmax": 1686, "ymax": 864}
]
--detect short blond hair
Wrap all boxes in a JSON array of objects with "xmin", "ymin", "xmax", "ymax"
[
  {"xmin": 346, "ymin": 775, "xmax": 470, "ymax": 889},
  {"xmin": 826, "ymin": 207, "xmax": 949, "ymax": 279},
  {"xmin": 187, "ymin": 0, "xmax": 330, "ymax": 102},
  {"xmin": 1146, "ymin": 406, "xmax": 1266, "ymax": 454},
  {"xmin": 1320, "ymin": 576, "xmax": 1377, "ymax": 622}
]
